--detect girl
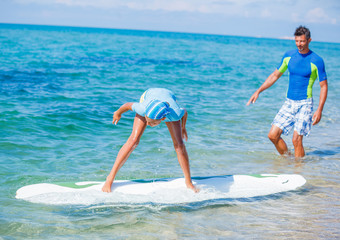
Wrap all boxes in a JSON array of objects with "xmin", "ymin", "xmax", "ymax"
[{"xmin": 102, "ymin": 88, "xmax": 198, "ymax": 193}]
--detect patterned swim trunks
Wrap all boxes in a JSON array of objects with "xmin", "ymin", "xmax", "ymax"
[{"xmin": 272, "ymin": 98, "xmax": 313, "ymax": 136}]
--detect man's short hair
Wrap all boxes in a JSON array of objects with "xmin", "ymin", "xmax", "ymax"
[{"xmin": 294, "ymin": 26, "xmax": 311, "ymax": 40}]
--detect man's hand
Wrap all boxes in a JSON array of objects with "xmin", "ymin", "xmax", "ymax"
[
  {"xmin": 247, "ymin": 91, "xmax": 260, "ymax": 105},
  {"xmin": 247, "ymin": 70, "xmax": 283, "ymax": 106},
  {"xmin": 312, "ymin": 110, "xmax": 322, "ymax": 125}
]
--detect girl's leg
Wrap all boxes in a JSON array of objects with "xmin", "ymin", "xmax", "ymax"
[
  {"xmin": 166, "ymin": 121, "xmax": 197, "ymax": 192},
  {"xmin": 102, "ymin": 114, "xmax": 147, "ymax": 192}
]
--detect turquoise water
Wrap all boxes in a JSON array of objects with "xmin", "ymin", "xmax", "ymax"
[{"xmin": 1, "ymin": 23, "xmax": 339, "ymax": 239}]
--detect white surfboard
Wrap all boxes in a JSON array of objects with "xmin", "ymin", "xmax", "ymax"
[{"xmin": 16, "ymin": 174, "xmax": 306, "ymax": 205}]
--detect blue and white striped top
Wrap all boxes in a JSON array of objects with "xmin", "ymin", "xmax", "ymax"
[{"xmin": 132, "ymin": 88, "xmax": 185, "ymax": 122}]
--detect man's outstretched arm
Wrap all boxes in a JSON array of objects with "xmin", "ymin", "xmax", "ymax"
[{"xmin": 247, "ymin": 69, "xmax": 283, "ymax": 105}]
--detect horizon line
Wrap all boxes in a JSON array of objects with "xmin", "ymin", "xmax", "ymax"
[{"xmin": 1, "ymin": 22, "xmax": 338, "ymax": 44}]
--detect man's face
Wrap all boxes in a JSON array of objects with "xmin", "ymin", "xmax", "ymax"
[{"xmin": 295, "ymin": 35, "xmax": 311, "ymax": 53}]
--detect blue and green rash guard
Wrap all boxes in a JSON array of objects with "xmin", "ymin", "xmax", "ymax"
[
  {"xmin": 277, "ymin": 49, "xmax": 327, "ymax": 100},
  {"xmin": 132, "ymin": 88, "xmax": 185, "ymax": 122}
]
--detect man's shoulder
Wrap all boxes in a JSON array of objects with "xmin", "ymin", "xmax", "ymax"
[
  {"xmin": 309, "ymin": 50, "xmax": 325, "ymax": 64},
  {"xmin": 283, "ymin": 49, "xmax": 298, "ymax": 57}
]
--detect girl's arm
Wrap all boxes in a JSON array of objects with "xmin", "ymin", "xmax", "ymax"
[
  {"xmin": 181, "ymin": 109, "xmax": 188, "ymax": 141},
  {"xmin": 112, "ymin": 102, "xmax": 133, "ymax": 125}
]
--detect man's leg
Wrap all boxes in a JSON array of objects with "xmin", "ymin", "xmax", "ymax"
[
  {"xmin": 292, "ymin": 131, "xmax": 305, "ymax": 157},
  {"xmin": 268, "ymin": 125, "xmax": 289, "ymax": 155},
  {"xmin": 292, "ymin": 99, "xmax": 312, "ymax": 158}
]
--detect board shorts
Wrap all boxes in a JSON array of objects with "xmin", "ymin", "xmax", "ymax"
[{"xmin": 272, "ymin": 98, "xmax": 313, "ymax": 136}]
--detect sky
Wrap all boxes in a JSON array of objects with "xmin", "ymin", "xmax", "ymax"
[{"xmin": 1, "ymin": 0, "xmax": 340, "ymax": 43}]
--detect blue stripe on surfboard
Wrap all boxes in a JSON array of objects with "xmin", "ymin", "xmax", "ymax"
[{"xmin": 53, "ymin": 174, "xmax": 280, "ymax": 188}]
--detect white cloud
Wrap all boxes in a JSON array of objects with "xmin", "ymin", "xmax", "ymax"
[
  {"xmin": 305, "ymin": 7, "xmax": 337, "ymax": 24},
  {"xmin": 260, "ymin": 8, "xmax": 271, "ymax": 18},
  {"xmin": 13, "ymin": 0, "xmax": 339, "ymax": 25},
  {"xmin": 291, "ymin": 7, "xmax": 337, "ymax": 25},
  {"xmin": 291, "ymin": 12, "xmax": 300, "ymax": 23},
  {"xmin": 14, "ymin": 0, "xmax": 255, "ymax": 14}
]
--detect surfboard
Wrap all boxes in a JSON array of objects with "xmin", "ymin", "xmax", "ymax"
[{"xmin": 16, "ymin": 174, "xmax": 306, "ymax": 205}]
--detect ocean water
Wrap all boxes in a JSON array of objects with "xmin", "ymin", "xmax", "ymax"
[{"xmin": 1, "ymin": 23, "xmax": 339, "ymax": 239}]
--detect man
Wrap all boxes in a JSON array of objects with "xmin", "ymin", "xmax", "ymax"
[
  {"xmin": 102, "ymin": 88, "xmax": 198, "ymax": 193},
  {"xmin": 247, "ymin": 26, "xmax": 328, "ymax": 157}
]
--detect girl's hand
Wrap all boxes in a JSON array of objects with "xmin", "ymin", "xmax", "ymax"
[
  {"xmin": 112, "ymin": 103, "xmax": 133, "ymax": 125},
  {"xmin": 181, "ymin": 110, "xmax": 188, "ymax": 141},
  {"xmin": 112, "ymin": 111, "xmax": 121, "ymax": 125}
]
